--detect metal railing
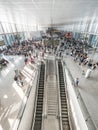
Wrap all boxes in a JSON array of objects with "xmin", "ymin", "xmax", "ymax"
[
  {"xmin": 30, "ymin": 64, "xmax": 41, "ymax": 130},
  {"xmin": 56, "ymin": 59, "xmax": 63, "ymax": 130},
  {"xmin": 44, "ymin": 59, "xmax": 48, "ymax": 116},
  {"xmin": 41, "ymin": 60, "xmax": 47, "ymax": 130}
]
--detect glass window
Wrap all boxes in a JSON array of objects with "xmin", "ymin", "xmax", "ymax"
[
  {"xmin": 6, "ymin": 34, "xmax": 14, "ymax": 45},
  {"xmin": 2, "ymin": 22, "xmax": 12, "ymax": 33},
  {"xmin": 22, "ymin": 25, "xmax": 26, "ymax": 32},
  {"xmin": 91, "ymin": 23, "xmax": 96, "ymax": 33},
  {"xmin": 19, "ymin": 32, "xmax": 25, "ymax": 42},
  {"xmin": 11, "ymin": 24, "xmax": 16, "ymax": 32},
  {"xmin": 0, "ymin": 35, "xmax": 5, "ymax": 46},
  {"xmin": 0, "ymin": 23, "xmax": 3, "ymax": 34},
  {"xmin": 16, "ymin": 24, "xmax": 23, "ymax": 32}
]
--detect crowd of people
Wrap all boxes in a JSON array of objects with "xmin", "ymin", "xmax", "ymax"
[
  {"xmin": 0, "ymin": 40, "xmax": 46, "ymax": 65},
  {"xmin": 57, "ymin": 38, "xmax": 98, "ymax": 80},
  {"xmin": 0, "ymin": 37, "xmax": 98, "ymax": 85},
  {"xmin": 58, "ymin": 38, "xmax": 98, "ymax": 69}
]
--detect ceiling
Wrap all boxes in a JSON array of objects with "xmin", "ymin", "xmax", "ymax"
[{"xmin": 0, "ymin": 0, "xmax": 98, "ymax": 28}]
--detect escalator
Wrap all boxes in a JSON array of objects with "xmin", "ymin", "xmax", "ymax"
[
  {"xmin": 33, "ymin": 62, "xmax": 45, "ymax": 130},
  {"xmin": 58, "ymin": 60, "xmax": 70, "ymax": 130}
]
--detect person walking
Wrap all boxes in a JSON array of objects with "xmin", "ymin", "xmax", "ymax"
[{"xmin": 74, "ymin": 78, "xmax": 79, "ymax": 86}]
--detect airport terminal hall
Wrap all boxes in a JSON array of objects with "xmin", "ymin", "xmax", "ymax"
[{"xmin": 0, "ymin": 0, "xmax": 98, "ymax": 130}]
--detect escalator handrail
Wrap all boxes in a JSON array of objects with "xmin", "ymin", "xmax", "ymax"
[
  {"xmin": 30, "ymin": 64, "xmax": 41, "ymax": 130},
  {"xmin": 44, "ymin": 59, "xmax": 48, "ymax": 116},
  {"xmin": 41, "ymin": 60, "xmax": 48, "ymax": 130},
  {"xmin": 56, "ymin": 60, "xmax": 63, "ymax": 130}
]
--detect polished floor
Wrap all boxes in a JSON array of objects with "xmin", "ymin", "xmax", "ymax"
[
  {"xmin": 63, "ymin": 54, "xmax": 98, "ymax": 129},
  {"xmin": 0, "ymin": 53, "xmax": 98, "ymax": 130},
  {"xmin": 0, "ymin": 55, "xmax": 37, "ymax": 130}
]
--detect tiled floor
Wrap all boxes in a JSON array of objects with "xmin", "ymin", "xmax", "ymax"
[{"xmin": 63, "ymin": 54, "xmax": 98, "ymax": 128}]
